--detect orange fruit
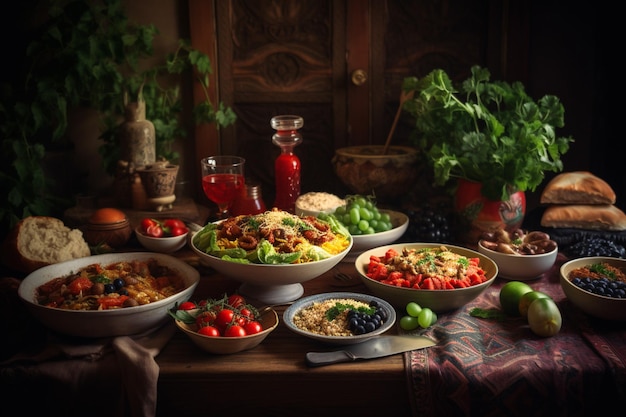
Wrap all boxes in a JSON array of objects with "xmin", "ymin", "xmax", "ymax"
[
  {"xmin": 518, "ymin": 290, "xmax": 551, "ymax": 318},
  {"xmin": 499, "ymin": 281, "xmax": 533, "ymax": 316}
]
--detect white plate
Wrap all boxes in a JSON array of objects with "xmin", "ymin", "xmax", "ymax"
[{"xmin": 283, "ymin": 292, "xmax": 396, "ymax": 345}]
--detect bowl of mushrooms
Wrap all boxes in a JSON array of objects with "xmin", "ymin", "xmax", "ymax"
[{"xmin": 477, "ymin": 229, "xmax": 558, "ymax": 281}]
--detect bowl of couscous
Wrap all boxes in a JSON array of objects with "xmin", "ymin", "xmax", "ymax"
[{"xmin": 283, "ymin": 292, "xmax": 396, "ymax": 345}]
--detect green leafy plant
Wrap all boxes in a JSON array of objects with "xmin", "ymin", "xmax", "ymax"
[
  {"xmin": 0, "ymin": 0, "xmax": 235, "ymax": 236},
  {"xmin": 402, "ymin": 65, "xmax": 573, "ymax": 201}
]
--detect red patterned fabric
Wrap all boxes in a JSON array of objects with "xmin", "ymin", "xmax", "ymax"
[{"xmin": 406, "ymin": 254, "xmax": 626, "ymax": 416}]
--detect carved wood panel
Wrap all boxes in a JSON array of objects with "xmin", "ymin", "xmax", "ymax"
[{"xmin": 189, "ymin": 0, "xmax": 526, "ymax": 207}]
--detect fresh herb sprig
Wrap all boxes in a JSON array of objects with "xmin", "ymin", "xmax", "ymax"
[
  {"xmin": 402, "ymin": 65, "xmax": 574, "ymax": 201},
  {"xmin": 326, "ymin": 302, "xmax": 375, "ymax": 321}
]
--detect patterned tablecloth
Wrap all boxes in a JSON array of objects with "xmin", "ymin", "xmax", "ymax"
[{"xmin": 405, "ymin": 253, "xmax": 626, "ymax": 416}]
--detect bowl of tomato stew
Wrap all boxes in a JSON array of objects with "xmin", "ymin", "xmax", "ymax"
[
  {"xmin": 354, "ymin": 243, "xmax": 498, "ymax": 312},
  {"xmin": 18, "ymin": 252, "xmax": 200, "ymax": 338}
]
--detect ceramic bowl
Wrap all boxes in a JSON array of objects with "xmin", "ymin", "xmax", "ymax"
[
  {"xmin": 343, "ymin": 209, "xmax": 409, "ymax": 263},
  {"xmin": 355, "ymin": 243, "xmax": 498, "ymax": 312},
  {"xmin": 82, "ymin": 207, "xmax": 132, "ymax": 247},
  {"xmin": 135, "ymin": 227, "xmax": 188, "ymax": 253},
  {"xmin": 190, "ymin": 231, "xmax": 353, "ymax": 305},
  {"xmin": 283, "ymin": 292, "xmax": 396, "ymax": 345},
  {"xmin": 295, "ymin": 192, "xmax": 346, "ymax": 217},
  {"xmin": 17, "ymin": 252, "xmax": 200, "ymax": 338},
  {"xmin": 560, "ymin": 256, "xmax": 626, "ymax": 321},
  {"xmin": 332, "ymin": 145, "xmax": 419, "ymax": 202},
  {"xmin": 477, "ymin": 240, "xmax": 558, "ymax": 281},
  {"xmin": 175, "ymin": 308, "xmax": 279, "ymax": 354}
]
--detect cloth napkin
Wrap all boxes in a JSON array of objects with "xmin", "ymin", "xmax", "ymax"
[{"xmin": 0, "ymin": 321, "xmax": 176, "ymax": 417}]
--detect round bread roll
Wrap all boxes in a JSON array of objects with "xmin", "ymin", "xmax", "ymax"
[
  {"xmin": 1, "ymin": 216, "xmax": 91, "ymax": 274},
  {"xmin": 540, "ymin": 171, "xmax": 616, "ymax": 205}
]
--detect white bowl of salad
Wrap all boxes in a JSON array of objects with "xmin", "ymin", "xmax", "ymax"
[{"xmin": 190, "ymin": 209, "xmax": 353, "ymax": 304}]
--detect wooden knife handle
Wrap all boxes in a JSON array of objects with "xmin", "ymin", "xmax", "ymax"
[{"xmin": 305, "ymin": 350, "xmax": 354, "ymax": 367}]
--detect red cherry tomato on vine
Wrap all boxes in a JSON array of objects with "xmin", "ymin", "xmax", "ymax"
[
  {"xmin": 169, "ymin": 226, "xmax": 188, "ymax": 237},
  {"xmin": 195, "ymin": 311, "xmax": 217, "ymax": 327},
  {"xmin": 215, "ymin": 309, "xmax": 235, "ymax": 328},
  {"xmin": 244, "ymin": 321, "xmax": 263, "ymax": 335},
  {"xmin": 228, "ymin": 294, "xmax": 246, "ymax": 309},
  {"xmin": 178, "ymin": 301, "xmax": 196, "ymax": 311},
  {"xmin": 224, "ymin": 325, "xmax": 247, "ymax": 337},
  {"xmin": 197, "ymin": 326, "xmax": 221, "ymax": 337},
  {"xmin": 145, "ymin": 224, "xmax": 163, "ymax": 237},
  {"xmin": 239, "ymin": 307, "xmax": 254, "ymax": 321}
]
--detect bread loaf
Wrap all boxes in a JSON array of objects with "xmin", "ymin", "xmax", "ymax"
[
  {"xmin": 1, "ymin": 216, "xmax": 91, "ymax": 274},
  {"xmin": 540, "ymin": 171, "xmax": 616, "ymax": 205},
  {"xmin": 541, "ymin": 204, "xmax": 626, "ymax": 231}
]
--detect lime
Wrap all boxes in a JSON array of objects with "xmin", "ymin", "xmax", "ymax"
[
  {"xmin": 518, "ymin": 290, "xmax": 551, "ymax": 318},
  {"xmin": 499, "ymin": 281, "xmax": 533, "ymax": 316},
  {"xmin": 527, "ymin": 297, "xmax": 562, "ymax": 337}
]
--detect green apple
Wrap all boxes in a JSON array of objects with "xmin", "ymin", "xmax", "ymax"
[
  {"xmin": 499, "ymin": 281, "xmax": 533, "ymax": 316},
  {"xmin": 519, "ymin": 290, "xmax": 551, "ymax": 318}
]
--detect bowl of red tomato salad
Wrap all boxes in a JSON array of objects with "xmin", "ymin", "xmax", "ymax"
[{"xmin": 354, "ymin": 243, "xmax": 498, "ymax": 312}]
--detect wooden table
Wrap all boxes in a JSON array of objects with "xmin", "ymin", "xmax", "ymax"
[{"xmin": 155, "ymin": 255, "xmax": 414, "ymax": 416}]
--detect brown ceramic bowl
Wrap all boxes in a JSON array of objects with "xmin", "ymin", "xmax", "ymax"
[
  {"xmin": 82, "ymin": 207, "xmax": 132, "ymax": 247},
  {"xmin": 332, "ymin": 145, "xmax": 419, "ymax": 201},
  {"xmin": 175, "ymin": 308, "xmax": 279, "ymax": 354}
]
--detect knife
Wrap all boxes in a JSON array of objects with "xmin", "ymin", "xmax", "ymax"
[{"xmin": 305, "ymin": 335, "xmax": 436, "ymax": 367}]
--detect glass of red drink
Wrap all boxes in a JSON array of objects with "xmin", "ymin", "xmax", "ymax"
[{"xmin": 201, "ymin": 155, "xmax": 246, "ymax": 219}]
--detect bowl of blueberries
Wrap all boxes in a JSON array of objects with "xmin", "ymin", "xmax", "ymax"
[{"xmin": 560, "ymin": 256, "xmax": 626, "ymax": 321}]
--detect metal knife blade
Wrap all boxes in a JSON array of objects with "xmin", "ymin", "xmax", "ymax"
[{"xmin": 305, "ymin": 335, "xmax": 436, "ymax": 367}]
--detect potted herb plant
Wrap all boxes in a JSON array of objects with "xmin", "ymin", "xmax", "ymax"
[
  {"xmin": 402, "ymin": 65, "xmax": 573, "ymax": 240},
  {"xmin": 0, "ymin": 0, "xmax": 235, "ymax": 237}
]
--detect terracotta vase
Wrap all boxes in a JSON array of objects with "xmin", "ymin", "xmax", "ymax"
[
  {"xmin": 137, "ymin": 161, "xmax": 179, "ymax": 212},
  {"xmin": 454, "ymin": 178, "xmax": 526, "ymax": 243}
]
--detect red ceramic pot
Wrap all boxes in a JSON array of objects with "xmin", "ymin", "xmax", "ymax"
[{"xmin": 454, "ymin": 178, "xmax": 526, "ymax": 243}]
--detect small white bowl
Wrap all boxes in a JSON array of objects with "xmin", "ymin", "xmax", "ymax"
[
  {"xmin": 135, "ymin": 227, "xmax": 188, "ymax": 253},
  {"xmin": 283, "ymin": 292, "xmax": 396, "ymax": 345},
  {"xmin": 295, "ymin": 192, "xmax": 346, "ymax": 217},
  {"xmin": 477, "ymin": 240, "xmax": 558, "ymax": 281},
  {"xmin": 344, "ymin": 209, "xmax": 409, "ymax": 262},
  {"xmin": 560, "ymin": 256, "xmax": 626, "ymax": 321}
]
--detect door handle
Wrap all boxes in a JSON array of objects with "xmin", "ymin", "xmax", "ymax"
[{"xmin": 351, "ymin": 69, "xmax": 368, "ymax": 86}]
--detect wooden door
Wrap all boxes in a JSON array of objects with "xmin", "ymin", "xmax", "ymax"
[{"xmin": 188, "ymin": 0, "xmax": 528, "ymax": 207}]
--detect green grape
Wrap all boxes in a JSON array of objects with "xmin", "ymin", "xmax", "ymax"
[
  {"xmin": 349, "ymin": 207, "xmax": 361, "ymax": 224},
  {"xmin": 405, "ymin": 302, "xmax": 422, "ymax": 317},
  {"xmin": 334, "ymin": 206, "xmax": 347, "ymax": 215},
  {"xmin": 348, "ymin": 224, "xmax": 362, "ymax": 235},
  {"xmin": 380, "ymin": 212, "xmax": 391, "ymax": 224},
  {"xmin": 359, "ymin": 207, "xmax": 373, "ymax": 221},
  {"xmin": 418, "ymin": 307, "xmax": 435, "ymax": 328},
  {"xmin": 399, "ymin": 315, "xmax": 420, "ymax": 331},
  {"xmin": 358, "ymin": 219, "xmax": 369, "ymax": 232},
  {"xmin": 364, "ymin": 226, "xmax": 375, "ymax": 234}
]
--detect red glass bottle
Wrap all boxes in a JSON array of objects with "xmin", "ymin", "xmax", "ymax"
[
  {"xmin": 231, "ymin": 183, "xmax": 267, "ymax": 216},
  {"xmin": 271, "ymin": 115, "xmax": 303, "ymax": 213}
]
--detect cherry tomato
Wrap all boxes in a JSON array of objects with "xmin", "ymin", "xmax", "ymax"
[
  {"xmin": 141, "ymin": 218, "xmax": 158, "ymax": 232},
  {"xmin": 244, "ymin": 321, "xmax": 263, "ymax": 335},
  {"xmin": 169, "ymin": 226, "xmax": 188, "ymax": 237},
  {"xmin": 146, "ymin": 224, "xmax": 163, "ymax": 237},
  {"xmin": 195, "ymin": 310, "xmax": 217, "ymax": 327},
  {"xmin": 239, "ymin": 307, "xmax": 254, "ymax": 321},
  {"xmin": 197, "ymin": 326, "xmax": 221, "ymax": 337},
  {"xmin": 178, "ymin": 301, "xmax": 196, "ymax": 311},
  {"xmin": 228, "ymin": 294, "xmax": 246, "ymax": 309},
  {"xmin": 224, "ymin": 325, "xmax": 247, "ymax": 337},
  {"xmin": 163, "ymin": 219, "xmax": 186, "ymax": 230},
  {"xmin": 215, "ymin": 308, "xmax": 235, "ymax": 328}
]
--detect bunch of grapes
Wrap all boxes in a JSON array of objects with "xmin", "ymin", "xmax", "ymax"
[{"xmin": 404, "ymin": 203, "xmax": 454, "ymax": 243}]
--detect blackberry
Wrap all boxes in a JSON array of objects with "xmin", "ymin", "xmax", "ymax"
[
  {"xmin": 404, "ymin": 203, "xmax": 453, "ymax": 243},
  {"xmin": 563, "ymin": 236, "xmax": 626, "ymax": 259}
]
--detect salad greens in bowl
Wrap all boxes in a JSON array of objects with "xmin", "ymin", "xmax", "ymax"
[{"xmin": 190, "ymin": 209, "xmax": 353, "ymax": 304}]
